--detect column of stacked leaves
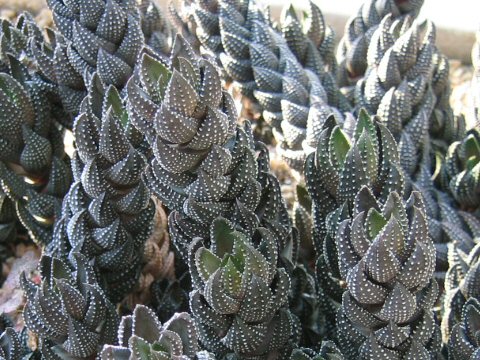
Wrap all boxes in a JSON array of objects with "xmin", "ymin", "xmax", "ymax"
[
  {"xmin": 48, "ymin": 76, "xmax": 155, "ymax": 302},
  {"xmin": 353, "ymin": 13, "xmax": 473, "ymax": 281},
  {"xmin": 336, "ymin": 0, "xmax": 424, "ymax": 100},
  {"xmin": 305, "ymin": 110, "xmax": 404, "ymax": 332},
  {"xmin": 127, "ymin": 35, "xmax": 302, "ymax": 357},
  {"xmin": 306, "ymin": 111, "xmax": 440, "ymax": 358},
  {"xmin": 42, "ymin": 0, "xmax": 144, "ymax": 122},
  {"xmin": 0, "ymin": 16, "xmax": 72, "ymax": 247},
  {"xmin": 176, "ymin": 0, "xmax": 342, "ymax": 170}
]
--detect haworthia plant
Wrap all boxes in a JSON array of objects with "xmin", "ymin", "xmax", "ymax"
[
  {"xmin": 48, "ymin": 74, "xmax": 154, "ymax": 301},
  {"xmin": 21, "ymin": 254, "xmax": 120, "ymax": 359},
  {"xmin": 280, "ymin": 2, "xmax": 351, "ymax": 113},
  {"xmin": 174, "ymin": 0, "xmax": 345, "ymax": 169},
  {"xmin": 436, "ymin": 128, "xmax": 480, "ymax": 213},
  {"xmin": 42, "ymin": 0, "xmax": 144, "ymax": 121},
  {"xmin": 0, "ymin": 62, "xmax": 72, "ymax": 245},
  {"xmin": 354, "ymin": 15, "xmax": 436, "ymax": 178},
  {"xmin": 127, "ymin": 34, "xmax": 291, "ymax": 258},
  {"xmin": 336, "ymin": 190, "xmax": 441, "ymax": 358},
  {"xmin": 448, "ymin": 297, "xmax": 480, "ymax": 360},
  {"xmin": 188, "ymin": 217, "xmax": 297, "ymax": 358},
  {"xmin": 101, "ymin": 304, "xmax": 214, "ymax": 359},
  {"xmin": 441, "ymin": 211, "xmax": 480, "ymax": 342},
  {"xmin": 305, "ymin": 111, "xmax": 404, "ymax": 321},
  {"xmin": 336, "ymin": 0, "xmax": 424, "ymax": 100},
  {"xmin": 128, "ymin": 34, "xmax": 326, "ymax": 354}
]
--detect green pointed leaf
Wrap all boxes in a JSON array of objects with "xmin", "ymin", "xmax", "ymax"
[
  {"xmin": 329, "ymin": 127, "xmax": 351, "ymax": 171},
  {"xmin": 366, "ymin": 208, "xmax": 387, "ymax": 240},
  {"xmin": 196, "ymin": 248, "xmax": 221, "ymax": 282}
]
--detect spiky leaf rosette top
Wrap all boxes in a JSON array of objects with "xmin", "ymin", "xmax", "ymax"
[
  {"xmin": 0, "ymin": 13, "xmax": 45, "ymax": 71},
  {"xmin": 448, "ymin": 297, "xmax": 480, "ymax": 360},
  {"xmin": 336, "ymin": 190, "xmax": 440, "ymax": 359},
  {"xmin": 101, "ymin": 304, "xmax": 214, "ymax": 359},
  {"xmin": 48, "ymin": 75, "xmax": 154, "ymax": 302},
  {"xmin": 21, "ymin": 254, "xmax": 119, "ymax": 359},
  {"xmin": 0, "ymin": 65, "xmax": 72, "ymax": 245},
  {"xmin": 188, "ymin": 217, "xmax": 296, "ymax": 358},
  {"xmin": 44, "ymin": 0, "xmax": 144, "ymax": 121},
  {"xmin": 336, "ymin": 0, "xmax": 424, "ymax": 100}
]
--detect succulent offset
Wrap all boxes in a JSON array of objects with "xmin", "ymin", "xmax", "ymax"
[
  {"xmin": 101, "ymin": 304, "xmax": 213, "ymax": 359},
  {"xmin": 48, "ymin": 75, "xmax": 154, "ymax": 301},
  {"xmin": 21, "ymin": 254, "xmax": 119, "ymax": 359}
]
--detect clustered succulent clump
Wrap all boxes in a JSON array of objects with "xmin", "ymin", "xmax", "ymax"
[{"xmin": 0, "ymin": 0, "xmax": 478, "ymax": 359}]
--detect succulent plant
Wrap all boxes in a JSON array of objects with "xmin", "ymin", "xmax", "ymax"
[
  {"xmin": 174, "ymin": 0, "xmax": 347, "ymax": 169},
  {"xmin": 441, "ymin": 211, "xmax": 480, "ymax": 342},
  {"xmin": 336, "ymin": 189, "xmax": 440, "ymax": 358},
  {"xmin": 304, "ymin": 110, "xmax": 404, "ymax": 337},
  {"xmin": 43, "ymin": 0, "xmax": 144, "ymax": 120},
  {"xmin": 101, "ymin": 304, "xmax": 214, "ymax": 359},
  {"xmin": 138, "ymin": 0, "xmax": 174, "ymax": 59},
  {"xmin": 48, "ymin": 75, "xmax": 154, "ymax": 301},
  {"xmin": 305, "ymin": 110, "xmax": 403, "ymax": 257},
  {"xmin": 336, "ymin": 0, "xmax": 424, "ymax": 100},
  {"xmin": 189, "ymin": 217, "xmax": 297, "ymax": 358},
  {"xmin": 21, "ymin": 253, "xmax": 120, "ymax": 359},
  {"xmin": 435, "ymin": 129, "xmax": 480, "ymax": 213},
  {"xmin": 0, "ymin": 13, "xmax": 44, "ymax": 71},
  {"xmin": 280, "ymin": 2, "xmax": 351, "ymax": 113},
  {"xmin": 128, "ymin": 34, "xmax": 292, "ymax": 258},
  {"xmin": 0, "ymin": 61, "xmax": 72, "ymax": 245},
  {"xmin": 448, "ymin": 297, "xmax": 480, "ymax": 360},
  {"xmin": 354, "ymin": 15, "xmax": 436, "ymax": 178}
]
